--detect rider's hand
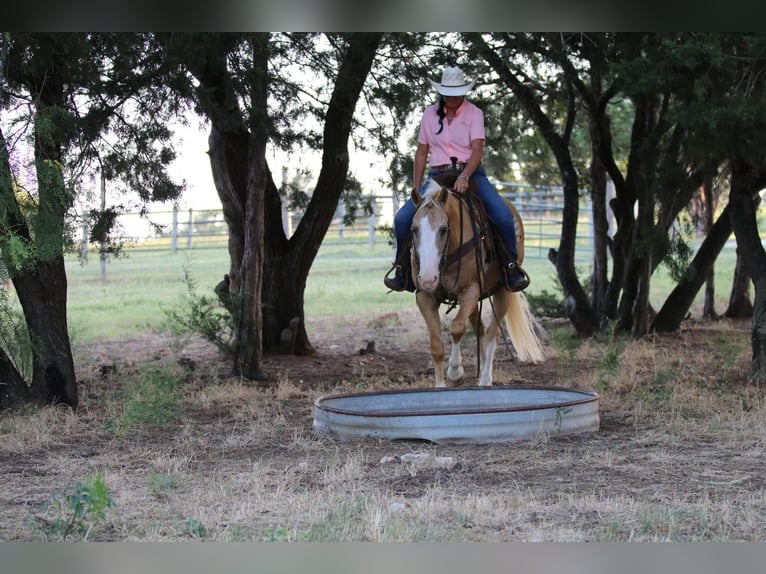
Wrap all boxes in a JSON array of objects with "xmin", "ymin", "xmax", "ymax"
[{"xmin": 454, "ymin": 174, "xmax": 469, "ymax": 193}]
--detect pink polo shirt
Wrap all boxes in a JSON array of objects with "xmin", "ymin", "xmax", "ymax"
[{"xmin": 417, "ymin": 98, "xmax": 486, "ymax": 166}]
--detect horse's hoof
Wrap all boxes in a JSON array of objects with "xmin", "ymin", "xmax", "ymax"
[{"xmin": 446, "ymin": 366, "xmax": 464, "ymax": 384}]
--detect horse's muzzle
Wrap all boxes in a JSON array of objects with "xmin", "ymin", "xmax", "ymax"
[{"xmin": 416, "ymin": 270, "xmax": 441, "ymax": 293}]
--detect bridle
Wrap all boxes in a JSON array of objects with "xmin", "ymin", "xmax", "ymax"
[{"xmin": 412, "ymin": 188, "xmax": 490, "ymax": 298}]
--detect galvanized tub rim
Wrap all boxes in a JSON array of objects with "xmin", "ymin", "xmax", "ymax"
[
  {"xmin": 312, "ymin": 385, "xmax": 600, "ymax": 444},
  {"xmin": 313, "ymin": 385, "xmax": 599, "ymax": 418}
]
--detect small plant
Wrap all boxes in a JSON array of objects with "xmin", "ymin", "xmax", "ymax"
[
  {"xmin": 36, "ymin": 472, "xmax": 115, "ymax": 541},
  {"xmin": 555, "ymin": 406, "xmax": 574, "ymax": 431},
  {"xmin": 147, "ymin": 472, "xmax": 184, "ymax": 498},
  {"xmin": 712, "ymin": 335, "xmax": 743, "ymax": 367},
  {"xmin": 0, "ymin": 282, "xmax": 35, "ymax": 380},
  {"xmin": 116, "ymin": 365, "xmax": 185, "ymax": 434},
  {"xmin": 596, "ymin": 323, "xmax": 626, "ymax": 391},
  {"xmin": 184, "ymin": 517, "xmax": 207, "ymax": 539},
  {"xmin": 162, "ymin": 264, "xmax": 237, "ymax": 358},
  {"xmin": 526, "ymin": 287, "xmax": 566, "ymax": 318},
  {"xmin": 549, "ymin": 326, "xmax": 581, "ymax": 383},
  {"xmin": 262, "ymin": 525, "xmax": 292, "ymax": 542},
  {"xmin": 527, "ymin": 268, "xmax": 591, "ymax": 319}
]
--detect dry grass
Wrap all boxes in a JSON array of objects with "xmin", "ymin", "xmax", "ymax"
[{"xmin": 1, "ymin": 314, "xmax": 765, "ymax": 541}]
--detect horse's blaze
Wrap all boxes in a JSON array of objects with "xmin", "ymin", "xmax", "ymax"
[{"xmin": 413, "ymin": 207, "xmax": 443, "ymax": 293}]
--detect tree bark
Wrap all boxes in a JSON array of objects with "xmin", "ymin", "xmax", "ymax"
[
  {"xmin": 177, "ymin": 33, "xmax": 382, "ymax": 372},
  {"xmin": 0, "ymin": 98, "xmax": 77, "ymax": 408},
  {"xmin": 614, "ymin": 94, "xmax": 664, "ymax": 336},
  {"xmin": 0, "ymin": 347, "xmax": 31, "ymax": 411},
  {"xmin": 0, "ymin": 129, "xmax": 33, "ymax": 410},
  {"xmin": 589, "ymin": 132, "xmax": 609, "ymax": 327},
  {"xmin": 233, "ymin": 35, "xmax": 269, "ymax": 380},
  {"xmin": 12, "ymin": 257, "xmax": 77, "ymax": 406},
  {"xmin": 725, "ymin": 248, "xmax": 753, "ymax": 318},
  {"xmin": 727, "ymin": 157, "xmax": 766, "ymax": 379},
  {"xmin": 259, "ymin": 33, "xmax": 383, "ymax": 355},
  {"xmin": 701, "ymin": 171, "xmax": 718, "ymax": 319},
  {"xmin": 470, "ymin": 33, "xmax": 598, "ymax": 336},
  {"xmin": 651, "ymin": 203, "xmax": 733, "ymax": 332}
]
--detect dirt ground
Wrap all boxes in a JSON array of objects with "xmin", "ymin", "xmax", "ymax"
[{"xmin": 2, "ymin": 306, "xmax": 764, "ymax": 541}]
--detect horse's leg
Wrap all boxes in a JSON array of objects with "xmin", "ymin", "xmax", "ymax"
[
  {"xmin": 416, "ymin": 292, "xmax": 446, "ymax": 387},
  {"xmin": 471, "ymin": 305, "xmax": 486, "ymax": 374},
  {"xmin": 447, "ymin": 285, "xmax": 480, "ymax": 385},
  {"xmin": 479, "ymin": 289, "xmax": 511, "ymax": 386}
]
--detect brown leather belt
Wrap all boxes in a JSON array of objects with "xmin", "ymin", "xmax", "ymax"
[{"xmin": 430, "ymin": 162, "xmax": 479, "ymax": 171}]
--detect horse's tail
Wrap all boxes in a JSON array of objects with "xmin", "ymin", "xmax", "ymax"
[{"xmin": 505, "ymin": 292, "xmax": 546, "ymax": 363}]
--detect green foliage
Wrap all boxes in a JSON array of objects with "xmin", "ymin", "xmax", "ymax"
[
  {"xmin": 526, "ymin": 268, "xmax": 591, "ymax": 319},
  {"xmin": 184, "ymin": 518, "xmax": 207, "ymax": 539},
  {"xmin": 1, "ymin": 234, "xmax": 36, "ymax": 272},
  {"xmin": 147, "ymin": 472, "xmax": 185, "ymax": 498},
  {"xmin": 262, "ymin": 525, "xmax": 292, "ymax": 542},
  {"xmin": 162, "ymin": 265, "xmax": 236, "ymax": 359},
  {"xmin": 0, "ymin": 285, "xmax": 34, "ymax": 379},
  {"xmin": 111, "ymin": 365, "xmax": 185, "ymax": 434},
  {"xmin": 595, "ymin": 324, "xmax": 627, "ymax": 392},
  {"xmin": 36, "ymin": 472, "xmax": 115, "ymax": 541},
  {"xmin": 526, "ymin": 287, "xmax": 566, "ymax": 318},
  {"xmin": 375, "ymin": 222, "xmax": 395, "ymax": 248},
  {"xmin": 660, "ymin": 222, "xmax": 695, "ymax": 283}
]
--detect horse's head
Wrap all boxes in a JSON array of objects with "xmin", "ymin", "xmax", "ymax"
[{"xmin": 410, "ymin": 179, "xmax": 452, "ymax": 293}]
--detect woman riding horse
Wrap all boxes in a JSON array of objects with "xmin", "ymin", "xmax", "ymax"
[
  {"xmin": 385, "ymin": 65, "xmax": 529, "ymax": 293},
  {"xmin": 409, "ymin": 176, "xmax": 544, "ymax": 387}
]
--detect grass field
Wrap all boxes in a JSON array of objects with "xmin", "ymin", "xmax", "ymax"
[
  {"xmin": 1, "ymin": 229, "xmax": 762, "ymax": 543},
  {"xmin": 64, "ymin": 232, "xmax": 740, "ymax": 343}
]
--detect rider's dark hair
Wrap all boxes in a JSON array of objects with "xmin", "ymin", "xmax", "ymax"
[{"xmin": 435, "ymin": 97, "xmax": 446, "ymax": 135}]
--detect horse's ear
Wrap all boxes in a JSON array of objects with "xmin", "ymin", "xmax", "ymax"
[
  {"xmin": 411, "ymin": 187, "xmax": 422, "ymax": 206},
  {"xmin": 437, "ymin": 185, "xmax": 449, "ymax": 204}
]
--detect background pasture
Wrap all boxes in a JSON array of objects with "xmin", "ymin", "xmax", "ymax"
[{"xmin": 0, "ymin": 217, "xmax": 759, "ymax": 543}]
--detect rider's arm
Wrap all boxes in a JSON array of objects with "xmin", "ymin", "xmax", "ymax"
[
  {"xmin": 413, "ymin": 142, "xmax": 429, "ymax": 190},
  {"xmin": 459, "ymin": 139, "xmax": 484, "ymax": 181}
]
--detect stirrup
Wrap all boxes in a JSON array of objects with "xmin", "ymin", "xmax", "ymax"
[
  {"xmin": 505, "ymin": 261, "xmax": 530, "ymax": 292},
  {"xmin": 384, "ymin": 264, "xmax": 407, "ymax": 292},
  {"xmin": 384, "ymin": 263, "xmax": 416, "ymax": 292}
]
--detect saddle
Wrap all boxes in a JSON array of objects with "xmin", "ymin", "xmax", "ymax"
[{"xmin": 431, "ymin": 171, "xmax": 509, "ymax": 275}]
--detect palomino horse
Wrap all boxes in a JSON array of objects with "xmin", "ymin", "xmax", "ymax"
[{"xmin": 410, "ymin": 175, "xmax": 545, "ymax": 387}]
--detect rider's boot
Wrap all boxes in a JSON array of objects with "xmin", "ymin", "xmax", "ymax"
[
  {"xmin": 503, "ymin": 260, "xmax": 530, "ymax": 292},
  {"xmin": 384, "ymin": 262, "xmax": 416, "ymax": 292}
]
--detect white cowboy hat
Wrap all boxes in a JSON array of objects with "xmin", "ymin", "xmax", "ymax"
[{"xmin": 428, "ymin": 66, "xmax": 476, "ymax": 96}]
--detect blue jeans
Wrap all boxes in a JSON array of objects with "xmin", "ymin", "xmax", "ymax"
[{"xmin": 393, "ymin": 166, "xmax": 519, "ymax": 262}]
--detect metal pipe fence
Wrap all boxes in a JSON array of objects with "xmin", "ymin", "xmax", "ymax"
[{"xmin": 79, "ymin": 184, "xmax": 594, "ymax": 261}]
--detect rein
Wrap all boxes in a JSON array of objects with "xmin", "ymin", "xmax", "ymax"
[
  {"xmin": 440, "ymin": 189, "xmax": 521, "ymax": 377},
  {"xmin": 440, "ymin": 190, "xmax": 491, "ymax": 379},
  {"xmin": 440, "ymin": 190, "xmax": 488, "ymax": 295}
]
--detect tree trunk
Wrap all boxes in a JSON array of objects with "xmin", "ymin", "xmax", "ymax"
[
  {"xmin": 208, "ymin": 127, "xmax": 248, "ymax": 296},
  {"xmin": 184, "ymin": 33, "xmax": 382, "ymax": 373},
  {"xmin": 12, "ymin": 257, "xmax": 77, "ymax": 406},
  {"xmin": 0, "ymin": 129, "xmax": 31, "ymax": 410},
  {"xmin": 0, "ymin": 342, "xmax": 31, "ymax": 410},
  {"xmin": 259, "ymin": 33, "xmax": 383, "ymax": 354},
  {"xmin": 0, "ymin": 105, "xmax": 77, "ymax": 408},
  {"xmin": 232, "ymin": 35, "xmax": 269, "ymax": 380},
  {"xmin": 471, "ymin": 33, "xmax": 598, "ymax": 335},
  {"xmin": 701, "ymin": 172, "xmax": 718, "ymax": 319},
  {"xmin": 651, "ymin": 203, "xmax": 733, "ymax": 332},
  {"xmin": 727, "ymin": 157, "xmax": 766, "ymax": 379},
  {"xmin": 725, "ymin": 248, "xmax": 753, "ymax": 318},
  {"xmin": 588, "ymin": 111, "xmax": 610, "ymax": 327},
  {"xmin": 614, "ymin": 96, "xmax": 661, "ymax": 336}
]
